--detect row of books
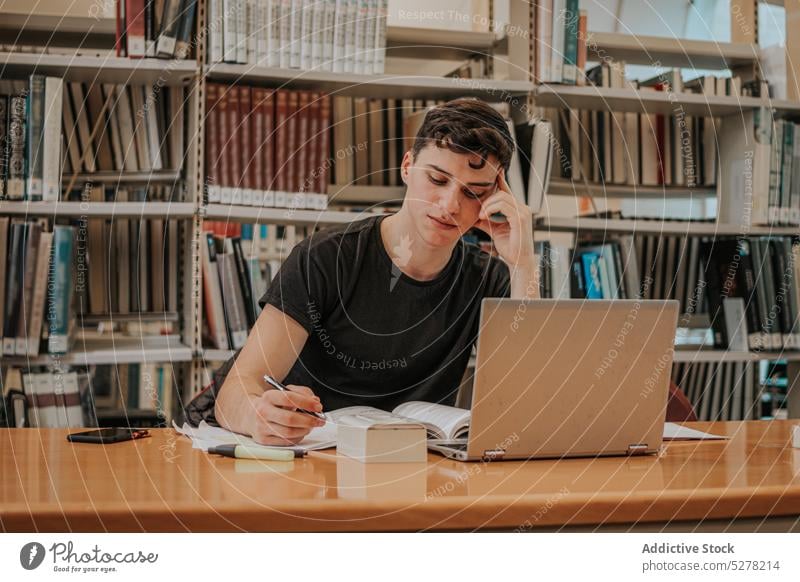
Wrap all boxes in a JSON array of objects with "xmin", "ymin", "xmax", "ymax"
[
  {"xmin": 0, "ymin": 78, "xmax": 185, "ymax": 201},
  {"xmin": 2, "ymin": 363, "xmax": 178, "ymax": 428},
  {"xmin": 79, "ymin": 194, "xmax": 183, "ymax": 318},
  {"xmin": 536, "ymin": 233, "xmax": 800, "ymax": 353},
  {"xmin": 331, "ymin": 97, "xmax": 435, "ymax": 190},
  {"xmin": 116, "ymin": 0, "xmax": 197, "ymax": 59},
  {"xmin": 0, "ymin": 202, "xmax": 182, "ymax": 356},
  {"xmin": 63, "ymin": 83, "xmax": 186, "ymax": 176},
  {"xmin": 0, "ymin": 76, "xmax": 63, "ymax": 201},
  {"xmin": 204, "ymin": 84, "xmax": 330, "ymax": 209},
  {"xmin": 720, "ymin": 111, "xmax": 800, "ymax": 226},
  {"xmin": 702, "ymin": 237, "xmax": 800, "ymax": 352},
  {"xmin": 534, "ymin": 0, "xmax": 587, "ymax": 85},
  {"xmin": 552, "ymin": 67, "xmax": 745, "ymax": 188},
  {"xmin": 0, "ymin": 220, "xmax": 71, "ymax": 356},
  {"xmin": 201, "ymin": 222, "xmax": 315, "ymax": 350},
  {"xmin": 671, "ymin": 360, "xmax": 761, "ymax": 422},
  {"xmin": 208, "ymin": 0, "xmax": 388, "ymax": 74}
]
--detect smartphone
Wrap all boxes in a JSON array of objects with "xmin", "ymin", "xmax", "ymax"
[{"xmin": 66, "ymin": 428, "xmax": 151, "ymax": 444}]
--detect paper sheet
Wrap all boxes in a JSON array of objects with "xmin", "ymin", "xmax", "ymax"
[
  {"xmin": 663, "ymin": 422, "xmax": 727, "ymax": 441},
  {"xmin": 173, "ymin": 419, "xmax": 337, "ymax": 452}
]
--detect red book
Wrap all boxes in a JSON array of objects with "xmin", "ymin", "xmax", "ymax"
[
  {"xmin": 307, "ymin": 92, "xmax": 320, "ymax": 195},
  {"xmin": 125, "ymin": 0, "xmax": 146, "ymax": 58},
  {"xmin": 252, "ymin": 87, "xmax": 267, "ymax": 192},
  {"xmin": 297, "ymin": 91, "xmax": 310, "ymax": 193},
  {"xmin": 227, "ymin": 86, "xmax": 242, "ymax": 193},
  {"xmin": 262, "ymin": 90, "xmax": 276, "ymax": 193},
  {"xmin": 239, "ymin": 86, "xmax": 253, "ymax": 191},
  {"xmin": 318, "ymin": 94, "xmax": 331, "ymax": 196},
  {"xmin": 275, "ymin": 90, "xmax": 289, "ymax": 193},
  {"xmin": 216, "ymin": 85, "xmax": 231, "ymax": 190},
  {"xmin": 286, "ymin": 91, "xmax": 299, "ymax": 193}
]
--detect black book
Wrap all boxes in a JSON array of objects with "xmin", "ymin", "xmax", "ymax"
[
  {"xmin": 699, "ymin": 238, "xmax": 741, "ymax": 349},
  {"xmin": 736, "ymin": 239, "xmax": 763, "ymax": 350},
  {"xmin": 3, "ymin": 222, "xmax": 25, "ymax": 353},
  {"xmin": 231, "ymin": 237, "xmax": 256, "ymax": 328},
  {"xmin": 0, "ymin": 95, "xmax": 8, "ymax": 200}
]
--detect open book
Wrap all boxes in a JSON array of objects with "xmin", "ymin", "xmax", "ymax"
[{"xmin": 329, "ymin": 402, "xmax": 471, "ymax": 441}]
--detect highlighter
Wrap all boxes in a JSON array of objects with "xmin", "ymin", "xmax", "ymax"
[{"xmin": 208, "ymin": 444, "xmax": 304, "ymax": 461}]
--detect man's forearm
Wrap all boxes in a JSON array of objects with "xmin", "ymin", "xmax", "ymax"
[
  {"xmin": 509, "ymin": 256, "xmax": 540, "ymax": 299},
  {"xmin": 214, "ymin": 373, "xmax": 263, "ymax": 436}
]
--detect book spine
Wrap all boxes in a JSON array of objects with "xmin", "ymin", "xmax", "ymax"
[
  {"xmin": 227, "ymin": 85, "xmax": 243, "ymax": 204},
  {"xmin": 126, "ymin": 0, "xmax": 147, "ymax": 57},
  {"xmin": 175, "ymin": 0, "xmax": 198, "ymax": 58},
  {"xmin": 343, "ymin": 0, "xmax": 357, "ymax": 73},
  {"xmin": 222, "ymin": 0, "xmax": 238, "ymax": 62},
  {"xmin": 263, "ymin": 90, "xmax": 276, "ymax": 202},
  {"xmin": 373, "ymin": 0, "xmax": 387, "ymax": 74},
  {"xmin": 6, "ymin": 95, "xmax": 26, "ymax": 200},
  {"xmin": 231, "ymin": 237, "xmax": 256, "ymax": 327},
  {"xmin": 332, "ymin": 0, "xmax": 347, "ymax": 73},
  {"xmin": 47, "ymin": 226, "xmax": 74, "ymax": 355},
  {"xmin": 42, "ymin": 78, "xmax": 63, "ymax": 201},
  {"xmin": 201, "ymin": 234, "xmax": 230, "ymax": 350},
  {"xmin": 26, "ymin": 231, "xmax": 53, "ymax": 355},
  {"xmin": 300, "ymin": 0, "xmax": 314, "ymax": 69},
  {"xmin": 246, "ymin": 0, "xmax": 257, "ymax": 65},
  {"xmin": 561, "ymin": 0, "xmax": 579, "ymax": 84},
  {"xmin": 268, "ymin": 0, "xmax": 281, "ymax": 67},
  {"xmin": 257, "ymin": 0, "xmax": 269, "ymax": 66},
  {"xmin": 25, "ymin": 75, "xmax": 45, "ymax": 201},
  {"xmin": 0, "ymin": 97, "xmax": 7, "ymax": 200},
  {"xmin": 311, "ymin": 0, "xmax": 325, "ymax": 69},
  {"xmin": 208, "ymin": 0, "xmax": 223, "ymax": 63},
  {"xmin": 145, "ymin": 0, "xmax": 156, "ymax": 56}
]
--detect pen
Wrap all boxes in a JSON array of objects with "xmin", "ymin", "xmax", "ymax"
[
  {"xmin": 263, "ymin": 374, "xmax": 326, "ymax": 420},
  {"xmin": 208, "ymin": 444, "xmax": 305, "ymax": 461}
]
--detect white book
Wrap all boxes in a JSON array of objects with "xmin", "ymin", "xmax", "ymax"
[
  {"xmin": 274, "ymin": 190, "xmax": 288, "ymax": 207},
  {"xmin": 257, "ymin": 0, "xmax": 270, "ymax": 65},
  {"xmin": 362, "ymin": 0, "xmax": 376, "ymax": 74},
  {"xmin": 551, "ymin": 0, "xmax": 565, "ymax": 83},
  {"xmin": 145, "ymin": 99, "xmax": 163, "ymax": 170},
  {"xmin": 63, "ymin": 372, "xmax": 83, "ymax": 428},
  {"xmin": 42, "ymin": 77, "xmax": 63, "ymax": 201},
  {"xmin": 300, "ymin": 0, "xmax": 314, "ymax": 69},
  {"xmin": 268, "ymin": 0, "xmax": 281, "ymax": 67},
  {"xmin": 242, "ymin": 188, "xmax": 254, "ymax": 205},
  {"xmin": 311, "ymin": 0, "xmax": 325, "ymax": 69},
  {"xmin": 22, "ymin": 374, "xmax": 39, "ymax": 428},
  {"xmin": 262, "ymin": 190, "xmax": 275, "ymax": 206},
  {"xmin": 343, "ymin": 0, "xmax": 357, "ymax": 73},
  {"xmin": 221, "ymin": 186, "xmax": 234, "ymax": 204},
  {"xmin": 332, "ymin": 0, "xmax": 347, "ymax": 73},
  {"xmin": 209, "ymin": 0, "xmax": 224, "ymax": 63},
  {"xmin": 353, "ymin": 0, "xmax": 368, "ymax": 74},
  {"xmin": 290, "ymin": 0, "xmax": 303, "ymax": 68},
  {"xmin": 34, "ymin": 373, "xmax": 58, "ymax": 429},
  {"xmin": 223, "ymin": 0, "xmax": 238, "ymax": 62},
  {"xmin": 247, "ymin": 0, "xmax": 258, "ymax": 64},
  {"xmin": 236, "ymin": 0, "xmax": 248, "ymax": 62},
  {"xmin": 279, "ymin": 0, "xmax": 293, "ymax": 68},
  {"xmin": 322, "ymin": 0, "xmax": 336, "ymax": 71},
  {"xmin": 373, "ymin": 0, "xmax": 387, "ymax": 74}
]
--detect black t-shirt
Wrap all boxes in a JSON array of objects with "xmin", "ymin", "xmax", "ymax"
[{"xmin": 244, "ymin": 214, "xmax": 510, "ymax": 411}]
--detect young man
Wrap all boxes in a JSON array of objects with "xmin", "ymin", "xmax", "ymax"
[{"xmin": 208, "ymin": 98, "xmax": 539, "ymax": 445}]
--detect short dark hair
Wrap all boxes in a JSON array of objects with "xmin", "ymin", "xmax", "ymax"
[{"xmin": 411, "ymin": 98, "xmax": 515, "ymax": 173}]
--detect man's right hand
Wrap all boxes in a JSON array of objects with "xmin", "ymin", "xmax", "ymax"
[{"xmin": 248, "ymin": 385, "xmax": 326, "ymax": 445}]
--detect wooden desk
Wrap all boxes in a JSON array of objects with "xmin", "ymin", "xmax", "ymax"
[{"xmin": 2, "ymin": 421, "xmax": 800, "ymax": 532}]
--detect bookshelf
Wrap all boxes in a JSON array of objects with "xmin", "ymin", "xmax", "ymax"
[{"xmin": 2, "ymin": 0, "xmax": 799, "ymax": 425}]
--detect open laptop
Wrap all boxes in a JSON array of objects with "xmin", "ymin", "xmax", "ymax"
[{"xmin": 429, "ymin": 299, "xmax": 680, "ymax": 461}]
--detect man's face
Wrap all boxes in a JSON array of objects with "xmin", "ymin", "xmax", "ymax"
[{"xmin": 401, "ymin": 144, "xmax": 500, "ymax": 247}]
